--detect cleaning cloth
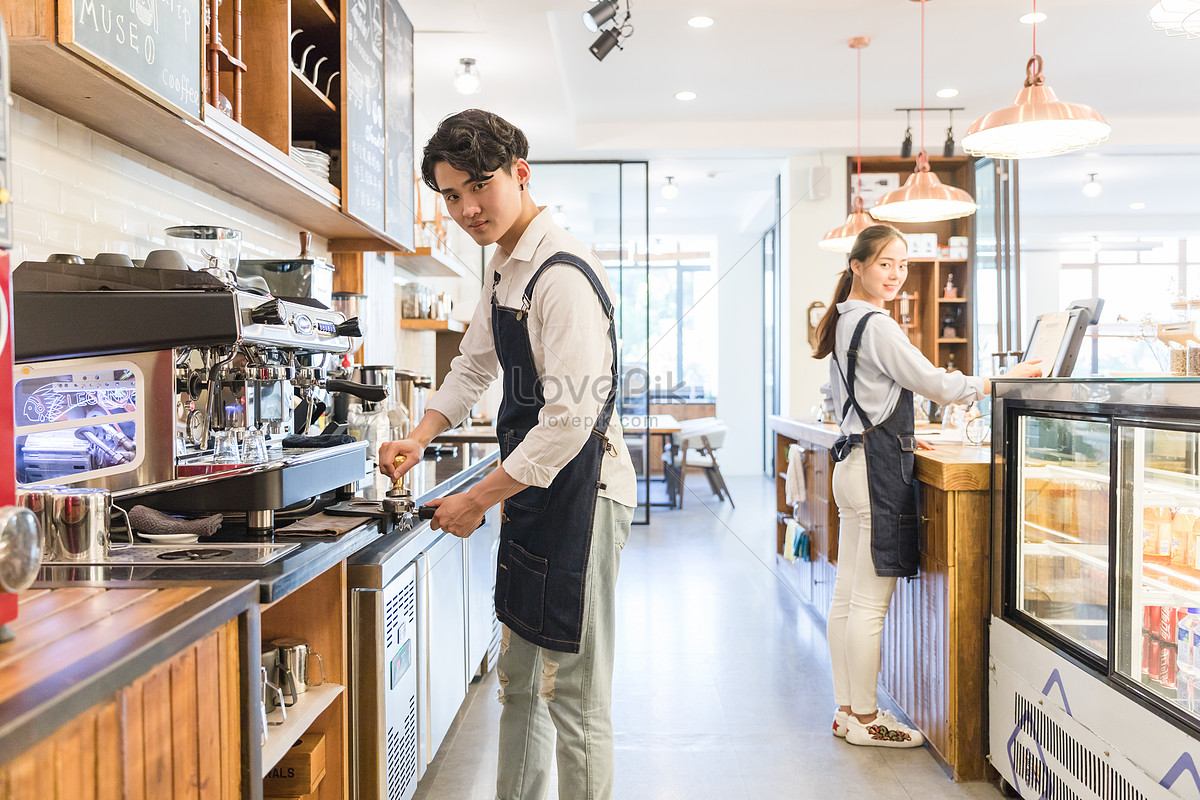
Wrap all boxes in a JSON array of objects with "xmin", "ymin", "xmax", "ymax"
[
  {"xmin": 127, "ymin": 505, "xmax": 224, "ymax": 537},
  {"xmin": 282, "ymin": 433, "xmax": 356, "ymax": 448}
]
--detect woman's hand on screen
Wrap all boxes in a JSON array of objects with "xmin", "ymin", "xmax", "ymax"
[{"xmin": 1006, "ymin": 361, "xmax": 1044, "ymax": 379}]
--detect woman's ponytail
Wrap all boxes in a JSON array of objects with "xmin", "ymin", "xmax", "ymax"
[{"xmin": 812, "ymin": 269, "xmax": 854, "ymax": 359}]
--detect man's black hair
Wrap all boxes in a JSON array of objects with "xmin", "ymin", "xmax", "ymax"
[{"xmin": 421, "ymin": 109, "xmax": 530, "ymax": 192}]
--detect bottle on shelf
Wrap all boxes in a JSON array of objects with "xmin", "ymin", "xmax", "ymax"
[
  {"xmin": 945, "ymin": 351, "xmax": 957, "ymax": 372},
  {"xmin": 943, "ymin": 274, "xmax": 958, "ymax": 299},
  {"xmin": 1174, "ymin": 509, "xmax": 1198, "ymax": 568},
  {"xmin": 942, "ymin": 309, "xmax": 958, "ymax": 339},
  {"xmin": 1145, "ymin": 507, "xmax": 1171, "ymax": 562}
]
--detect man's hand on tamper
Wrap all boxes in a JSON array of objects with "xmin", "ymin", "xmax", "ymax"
[{"xmin": 378, "ymin": 439, "xmax": 423, "ymax": 482}]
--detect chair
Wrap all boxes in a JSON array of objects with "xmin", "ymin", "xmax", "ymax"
[{"xmin": 661, "ymin": 418, "xmax": 735, "ymax": 508}]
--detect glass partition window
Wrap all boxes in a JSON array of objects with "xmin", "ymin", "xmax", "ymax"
[
  {"xmin": 1116, "ymin": 425, "xmax": 1200, "ymax": 717},
  {"xmin": 1015, "ymin": 415, "xmax": 1111, "ymax": 659}
]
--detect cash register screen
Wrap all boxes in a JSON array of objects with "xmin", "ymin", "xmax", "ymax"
[{"xmin": 1023, "ymin": 298, "xmax": 1103, "ymax": 377}]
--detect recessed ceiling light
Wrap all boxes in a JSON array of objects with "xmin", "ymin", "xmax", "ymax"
[
  {"xmin": 674, "ymin": 90, "xmax": 697, "ymax": 101},
  {"xmin": 1130, "ymin": 202, "xmax": 1146, "ymax": 210},
  {"xmin": 1019, "ymin": 11, "xmax": 1047, "ymax": 23},
  {"xmin": 654, "ymin": 206, "xmax": 669, "ymax": 213},
  {"xmin": 688, "ymin": 16, "xmax": 713, "ymax": 28},
  {"xmin": 936, "ymin": 88, "xmax": 959, "ymax": 99}
]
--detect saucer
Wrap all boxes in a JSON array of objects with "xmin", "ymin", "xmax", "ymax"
[{"xmin": 137, "ymin": 532, "xmax": 201, "ymax": 544}]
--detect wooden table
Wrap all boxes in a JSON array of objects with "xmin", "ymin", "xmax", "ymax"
[{"xmin": 621, "ymin": 414, "xmax": 682, "ymax": 521}]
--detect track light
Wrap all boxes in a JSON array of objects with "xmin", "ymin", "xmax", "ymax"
[
  {"xmin": 453, "ymin": 58, "xmax": 481, "ymax": 95},
  {"xmin": 900, "ymin": 110, "xmax": 913, "ymax": 158},
  {"xmin": 590, "ymin": 29, "xmax": 621, "ymax": 60},
  {"xmin": 661, "ymin": 177, "xmax": 679, "ymax": 200},
  {"xmin": 943, "ymin": 111, "xmax": 955, "ymax": 158},
  {"xmin": 583, "ymin": 0, "xmax": 618, "ymax": 33},
  {"xmin": 1081, "ymin": 173, "xmax": 1103, "ymax": 198}
]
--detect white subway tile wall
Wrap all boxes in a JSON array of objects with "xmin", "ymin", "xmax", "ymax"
[{"xmin": 9, "ymin": 97, "xmax": 328, "ymax": 265}]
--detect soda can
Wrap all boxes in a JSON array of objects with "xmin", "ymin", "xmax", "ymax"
[
  {"xmin": 1150, "ymin": 637, "xmax": 1162, "ymax": 683},
  {"xmin": 1143, "ymin": 634, "xmax": 1154, "ymax": 676},
  {"xmin": 1162, "ymin": 642, "xmax": 1179, "ymax": 689},
  {"xmin": 1145, "ymin": 605, "xmax": 1160, "ymax": 634},
  {"xmin": 1161, "ymin": 607, "xmax": 1182, "ymax": 643}
]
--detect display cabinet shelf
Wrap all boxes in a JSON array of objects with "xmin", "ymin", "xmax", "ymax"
[
  {"xmin": 262, "ymin": 682, "xmax": 344, "ymax": 772},
  {"xmin": 291, "ymin": 66, "xmax": 338, "ymax": 116},
  {"xmin": 394, "ymin": 246, "xmax": 477, "ymax": 280},
  {"xmin": 294, "ymin": 0, "xmax": 339, "ymax": 29},
  {"xmin": 400, "ymin": 318, "xmax": 467, "ymax": 333}
]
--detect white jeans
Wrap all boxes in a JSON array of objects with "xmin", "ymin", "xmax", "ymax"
[
  {"xmin": 494, "ymin": 497, "xmax": 634, "ymax": 800},
  {"xmin": 827, "ymin": 446, "xmax": 898, "ymax": 716}
]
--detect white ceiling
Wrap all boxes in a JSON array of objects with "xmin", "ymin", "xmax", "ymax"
[{"xmin": 402, "ymin": 0, "xmax": 1200, "ymax": 241}]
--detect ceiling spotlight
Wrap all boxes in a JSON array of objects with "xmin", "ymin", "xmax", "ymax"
[
  {"xmin": 1130, "ymin": 201, "xmax": 1146, "ymax": 210},
  {"xmin": 661, "ymin": 177, "xmax": 679, "ymax": 200},
  {"xmin": 900, "ymin": 126, "xmax": 913, "ymax": 158},
  {"xmin": 1019, "ymin": 11, "xmax": 1047, "ymax": 23},
  {"xmin": 453, "ymin": 58, "xmax": 481, "ymax": 95},
  {"xmin": 936, "ymin": 88, "xmax": 959, "ymax": 99},
  {"xmin": 584, "ymin": 0, "xmax": 619, "ymax": 33},
  {"xmin": 590, "ymin": 28, "xmax": 622, "ymax": 60},
  {"xmin": 674, "ymin": 90, "xmax": 697, "ymax": 101},
  {"xmin": 688, "ymin": 15, "xmax": 714, "ymax": 28},
  {"xmin": 1081, "ymin": 173, "xmax": 1103, "ymax": 198}
]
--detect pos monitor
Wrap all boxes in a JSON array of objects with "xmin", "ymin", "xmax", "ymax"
[{"xmin": 1023, "ymin": 298, "xmax": 1104, "ymax": 378}]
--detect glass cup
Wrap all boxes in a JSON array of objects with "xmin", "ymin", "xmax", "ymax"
[
  {"xmin": 214, "ymin": 430, "xmax": 240, "ymax": 463},
  {"xmin": 243, "ymin": 430, "xmax": 269, "ymax": 463}
]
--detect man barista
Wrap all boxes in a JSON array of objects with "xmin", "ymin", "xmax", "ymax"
[{"xmin": 379, "ymin": 109, "xmax": 636, "ymax": 800}]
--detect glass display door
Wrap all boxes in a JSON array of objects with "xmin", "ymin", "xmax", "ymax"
[
  {"xmin": 1012, "ymin": 413, "xmax": 1111, "ymax": 660},
  {"xmin": 1115, "ymin": 423, "xmax": 1200, "ymax": 717}
]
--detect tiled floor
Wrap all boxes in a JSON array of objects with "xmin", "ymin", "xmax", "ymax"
[{"xmin": 414, "ymin": 475, "xmax": 1009, "ymax": 799}]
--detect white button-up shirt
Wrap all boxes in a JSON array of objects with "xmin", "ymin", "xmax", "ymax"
[
  {"xmin": 426, "ymin": 208, "xmax": 637, "ymax": 508},
  {"xmin": 828, "ymin": 299, "xmax": 987, "ymax": 435}
]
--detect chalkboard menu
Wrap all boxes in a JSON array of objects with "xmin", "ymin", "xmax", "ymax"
[
  {"xmin": 345, "ymin": 0, "xmax": 387, "ymax": 232},
  {"xmin": 384, "ymin": 0, "xmax": 415, "ymax": 252},
  {"xmin": 67, "ymin": 0, "xmax": 202, "ymax": 120}
]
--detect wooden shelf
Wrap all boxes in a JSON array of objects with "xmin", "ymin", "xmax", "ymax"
[
  {"xmin": 208, "ymin": 43, "xmax": 248, "ymax": 73},
  {"xmin": 262, "ymin": 682, "xmax": 344, "ymax": 772},
  {"xmin": 291, "ymin": 66, "xmax": 337, "ymax": 115},
  {"xmin": 293, "ymin": 0, "xmax": 338, "ymax": 29},
  {"xmin": 909, "ymin": 257, "xmax": 968, "ymax": 264},
  {"xmin": 6, "ymin": 37, "xmax": 403, "ymax": 250},
  {"xmin": 393, "ymin": 246, "xmax": 477, "ymax": 279},
  {"xmin": 938, "ymin": 297, "xmax": 968, "ymax": 303},
  {"xmin": 938, "ymin": 338, "xmax": 969, "ymax": 344},
  {"xmin": 401, "ymin": 318, "xmax": 467, "ymax": 333}
]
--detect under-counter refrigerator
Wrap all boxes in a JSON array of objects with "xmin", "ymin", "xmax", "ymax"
[{"xmin": 990, "ymin": 379, "xmax": 1200, "ymax": 799}]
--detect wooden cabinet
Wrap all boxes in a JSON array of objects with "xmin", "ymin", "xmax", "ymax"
[
  {"xmin": 0, "ymin": 0, "xmax": 421, "ymax": 255},
  {"xmin": 848, "ymin": 156, "xmax": 977, "ymax": 374},
  {"xmin": 259, "ymin": 563, "xmax": 349, "ymax": 800},
  {"xmin": 0, "ymin": 583, "xmax": 258, "ymax": 800},
  {"xmin": 770, "ymin": 416, "xmax": 992, "ymax": 781}
]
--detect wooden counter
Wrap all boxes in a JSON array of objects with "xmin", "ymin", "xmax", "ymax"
[
  {"xmin": 771, "ymin": 415, "xmax": 991, "ymax": 781},
  {"xmin": 0, "ymin": 582, "xmax": 259, "ymax": 799}
]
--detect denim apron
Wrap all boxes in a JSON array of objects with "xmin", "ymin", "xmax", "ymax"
[
  {"xmin": 830, "ymin": 312, "xmax": 921, "ymax": 578},
  {"xmin": 491, "ymin": 251, "xmax": 618, "ymax": 653}
]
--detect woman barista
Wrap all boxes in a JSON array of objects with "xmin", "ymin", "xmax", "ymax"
[{"xmin": 813, "ymin": 224, "xmax": 1041, "ymax": 747}]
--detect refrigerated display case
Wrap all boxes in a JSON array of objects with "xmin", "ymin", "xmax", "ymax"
[{"xmin": 990, "ymin": 379, "xmax": 1200, "ymax": 800}]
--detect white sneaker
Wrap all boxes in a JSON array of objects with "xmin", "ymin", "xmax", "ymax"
[
  {"xmin": 832, "ymin": 709, "xmax": 849, "ymax": 738},
  {"xmin": 845, "ymin": 709, "xmax": 925, "ymax": 748}
]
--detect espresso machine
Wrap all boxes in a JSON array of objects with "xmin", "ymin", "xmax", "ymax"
[{"xmin": 12, "ymin": 258, "xmax": 386, "ymax": 533}]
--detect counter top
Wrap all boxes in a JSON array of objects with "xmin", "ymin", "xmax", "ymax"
[
  {"xmin": 769, "ymin": 415, "xmax": 989, "ymax": 492},
  {"xmin": 0, "ymin": 581, "xmax": 258, "ymax": 766},
  {"xmin": 36, "ymin": 445, "xmax": 501, "ymax": 604}
]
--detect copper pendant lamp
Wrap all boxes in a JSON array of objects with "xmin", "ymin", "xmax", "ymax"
[
  {"xmin": 872, "ymin": 1, "xmax": 977, "ymax": 223},
  {"xmin": 962, "ymin": 2, "xmax": 1110, "ymax": 158},
  {"xmin": 819, "ymin": 37, "xmax": 877, "ymax": 253}
]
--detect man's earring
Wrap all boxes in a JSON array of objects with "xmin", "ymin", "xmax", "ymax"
[{"xmin": 520, "ymin": 184, "xmax": 525, "ymax": 191}]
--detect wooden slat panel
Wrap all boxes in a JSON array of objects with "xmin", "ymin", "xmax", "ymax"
[
  {"xmin": 170, "ymin": 646, "xmax": 200, "ymax": 800},
  {"xmin": 0, "ymin": 587, "xmax": 206, "ymax": 701},
  {"xmin": 218, "ymin": 621, "xmax": 240, "ymax": 800},
  {"xmin": 950, "ymin": 489, "xmax": 991, "ymax": 781},
  {"xmin": 121, "ymin": 676, "xmax": 147, "ymax": 800},
  {"xmin": 0, "ymin": 589, "xmax": 159, "ymax": 672},
  {"xmin": 0, "ymin": 0, "xmax": 55, "ymax": 40},
  {"xmin": 53, "ymin": 713, "xmax": 90, "ymax": 800},
  {"xmin": 6, "ymin": 736, "xmax": 56, "ymax": 800},
  {"xmin": 195, "ymin": 633, "xmax": 223, "ymax": 800},
  {"xmin": 142, "ymin": 666, "xmax": 173, "ymax": 799},
  {"xmin": 95, "ymin": 701, "xmax": 121, "ymax": 800},
  {"xmin": 10, "ymin": 587, "xmax": 105, "ymax": 628}
]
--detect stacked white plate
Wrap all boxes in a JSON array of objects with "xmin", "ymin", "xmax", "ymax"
[{"xmin": 291, "ymin": 145, "xmax": 332, "ymax": 184}]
